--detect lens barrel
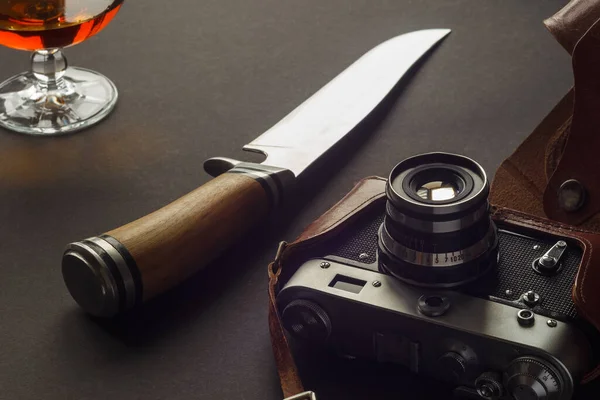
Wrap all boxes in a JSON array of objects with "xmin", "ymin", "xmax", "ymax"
[{"xmin": 378, "ymin": 152, "xmax": 498, "ymax": 288}]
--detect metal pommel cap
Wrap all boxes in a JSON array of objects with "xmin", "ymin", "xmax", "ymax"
[{"xmin": 61, "ymin": 236, "xmax": 143, "ymax": 317}]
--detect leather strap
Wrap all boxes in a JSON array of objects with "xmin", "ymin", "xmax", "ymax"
[{"xmin": 268, "ymin": 254, "xmax": 305, "ymax": 398}]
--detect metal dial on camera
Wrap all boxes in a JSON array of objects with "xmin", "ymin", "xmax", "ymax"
[
  {"xmin": 437, "ymin": 352, "xmax": 468, "ymax": 383},
  {"xmin": 504, "ymin": 357, "xmax": 562, "ymax": 400},
  {"xmin": 475, "ymin": 371, "xmax": 504, "ymax": 399}
]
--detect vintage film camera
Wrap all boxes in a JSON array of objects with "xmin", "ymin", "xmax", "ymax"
[{"xmin": 276, "ymin": 153, "xmax": 596, "ymax": 400}]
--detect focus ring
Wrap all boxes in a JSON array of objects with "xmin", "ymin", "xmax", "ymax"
[{"xmin": 379, "ymin": 222, "xmax": 497, "ymax": 267}]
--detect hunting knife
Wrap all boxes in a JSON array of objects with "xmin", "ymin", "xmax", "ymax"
[{"xmin": 62, "ymin": 29, "xmax": 451, "ymax": 317}]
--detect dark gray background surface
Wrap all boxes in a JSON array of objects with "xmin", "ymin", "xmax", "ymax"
[{"xmin": 0, "ymin": 1, "xmax": 595, "ymax": 399}]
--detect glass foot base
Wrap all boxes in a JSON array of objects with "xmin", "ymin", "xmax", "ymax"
[{"xmin": 0, "ymin": 67, "xmax": 118, "ymax": 136}]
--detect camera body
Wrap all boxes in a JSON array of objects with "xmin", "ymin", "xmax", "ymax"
[{"xmin": 276, "ymin": 154, "xmax": 594, "ymax": 400}]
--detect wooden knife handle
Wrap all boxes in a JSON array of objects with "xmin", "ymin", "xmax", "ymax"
[
  {"xmin": 112, "ymin": 172, "xmax": 269, "ymax": 296},
  {"xmin": 61, "ymin": 165, "xmax": 292, "ymax": 317}
]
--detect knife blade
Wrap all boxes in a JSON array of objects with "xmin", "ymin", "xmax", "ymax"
[
  {"xmin": 244, "ymin": 29, "xmax": 451, "ymax": 177},
  {"xmin": 61, "ymin": 29, "xmax": 451, "ymax": 317}
]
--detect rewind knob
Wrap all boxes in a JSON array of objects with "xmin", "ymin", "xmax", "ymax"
[
  {"xmin": 504, "ymin": 357, "xmax": 562, "ymax": 400},
  {"xmin": 281, "ymin": 299, "xmax": 332, "ymax": 343}
]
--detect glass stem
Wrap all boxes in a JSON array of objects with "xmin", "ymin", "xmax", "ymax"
[{"xmin": 31, "ymin": 49, "xmax": 69, "ymax": 92}]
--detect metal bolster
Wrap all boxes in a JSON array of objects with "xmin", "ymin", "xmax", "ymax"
[
  {"xmin": 203, "ymin": 157, "xmax": 296, "ymax": 208},
  {"xmin": 283, "ymin": 391, "xmax": 317, "ymax": 400}
]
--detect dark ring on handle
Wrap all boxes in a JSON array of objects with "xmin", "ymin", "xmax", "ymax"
[{"xmin": 62, "ymin": 236, "xmax": 141, "ymax": 317}]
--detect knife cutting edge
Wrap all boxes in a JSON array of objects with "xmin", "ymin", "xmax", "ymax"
[{"xmin": 61, "ymin": 29, "xmax": 451, "ymax": 317}]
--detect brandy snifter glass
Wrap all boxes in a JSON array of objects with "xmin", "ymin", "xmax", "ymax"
[{"xmin": 0, "ymin": 0, "xmax": 125, "ymax": 135}]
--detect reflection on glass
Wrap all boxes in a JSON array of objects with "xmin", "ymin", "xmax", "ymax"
[{"xmin": 417, "ymin": 181, "xmax": 459, "ymax": 202}]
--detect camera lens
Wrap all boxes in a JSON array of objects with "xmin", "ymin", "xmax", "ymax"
[{"xmin": 378, "ymin": 152, "xmax": 498, "ymax": 288}]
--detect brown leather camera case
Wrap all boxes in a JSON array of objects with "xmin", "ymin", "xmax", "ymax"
[{"xmin": 268, "ymin": 177, "xmax": 600, "ymax": 398}]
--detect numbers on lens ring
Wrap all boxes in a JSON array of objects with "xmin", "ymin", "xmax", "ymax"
[
  {"xmin": 434, "ymin": 253, "xmax": 467, "ymax": 264},
  {"xmin": 441, "ymin": 253, "xmax": 465, "ymax": 263}
]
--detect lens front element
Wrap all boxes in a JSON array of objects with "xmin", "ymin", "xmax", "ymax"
[{"xmin": 417, "ymin": 181, "xmax": 459, "ymax": 201}]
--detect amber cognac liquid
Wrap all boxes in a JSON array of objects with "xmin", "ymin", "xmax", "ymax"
[{"xmin": 0, "ymin": 0, "xmax": 124, "ymax": 51}]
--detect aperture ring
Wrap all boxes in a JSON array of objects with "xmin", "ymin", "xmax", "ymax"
[
  {"xmin": 386, "ymin": 201, "xmax": 488, "ymax": 234},
  {"xmin": 379, "ymin": 223, "xmax": 497, "ymax": 267}
]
